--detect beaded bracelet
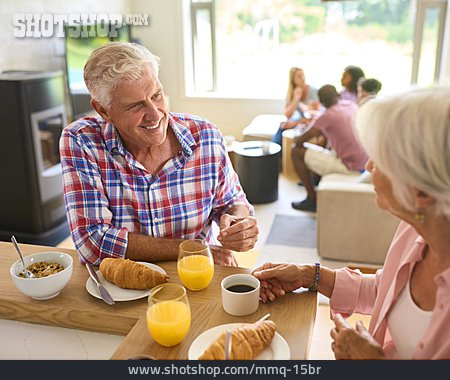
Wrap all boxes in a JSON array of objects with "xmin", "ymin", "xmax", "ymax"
[{"xmin": 308, "ymin": 262, "xmax": 321, "ymax": 292}]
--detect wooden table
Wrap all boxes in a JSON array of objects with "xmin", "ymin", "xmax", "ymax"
[{"xmin": 0, "ymin": 242, "xmax": 317, "ymax": 360}]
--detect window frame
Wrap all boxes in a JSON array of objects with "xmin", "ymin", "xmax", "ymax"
[
  {"xmin": 190, "ymin": 0, "xmax": 217, "ymax": 91},
  {"xmin": 411, "ymin": 0, "xmax": 448, "ymax": 84}
]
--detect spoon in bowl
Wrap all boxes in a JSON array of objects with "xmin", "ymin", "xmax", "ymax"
[{"xmin": 11, "ymin": 236, "xmax": 35, "ymax": 278}]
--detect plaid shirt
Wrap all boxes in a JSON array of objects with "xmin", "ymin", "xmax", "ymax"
[{"xmin": 60, "ymin": 112, "xmax": 252, "ymax": 264}]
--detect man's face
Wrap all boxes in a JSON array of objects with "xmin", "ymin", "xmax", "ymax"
[{"xmin": 105, "ymin": 65, "xmax": 169, "ymax": 154}]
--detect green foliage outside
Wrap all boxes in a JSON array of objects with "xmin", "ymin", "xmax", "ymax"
[
  {"xmin": 230, "ymin": 1, "xmax": 414, "ymax": 45},
  {"xmin": 280, "ymin": 24, "xmax": 300, "ymax": 43},
  {"xmin": 343, "ymin": 0, "xmax": 410, "ymax": 25},
  {"xmin": 237, "ymin": 12, "xmax": 256, "ymax": 28},
  {"xmin": 302, "ymin": 12, "xmax": 325, "ymax": 35}
]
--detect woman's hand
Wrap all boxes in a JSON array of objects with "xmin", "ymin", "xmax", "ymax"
[
  {"xmin": 252, "ymin": 262, "xmax": 307, "ymax": 303},
  {"xmin": 330, "ymin": 314, "xmax": 384, "ymax": 360},
  {"xmin": 293, "ymin": 87, "xmax": 303, "ymax": 101}
]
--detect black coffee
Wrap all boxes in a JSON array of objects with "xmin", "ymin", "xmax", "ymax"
[{"xmin": 226, "ymin": 284, "xmax": 255, "ymax": 293}]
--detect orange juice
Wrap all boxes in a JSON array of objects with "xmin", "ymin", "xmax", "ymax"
[
  {"xmin": 146, "ymin": 300, "xmax": 191, "ymax": 346},
  {"xmin": 177, "ymin": 255, "xmax": 214, "ymax": 291}
]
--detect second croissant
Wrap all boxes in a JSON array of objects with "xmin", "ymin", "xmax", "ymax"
[{"xmin": 198, "ymin": 320, "xmax": 276, "ymax": 360}]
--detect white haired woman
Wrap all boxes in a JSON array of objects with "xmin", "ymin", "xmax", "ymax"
[{"xmin": 253, "ymin": 87, "xmax": 450, "ymax": 359}]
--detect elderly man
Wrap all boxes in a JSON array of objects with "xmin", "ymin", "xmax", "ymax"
[
  {"xmin": 291, "ymin": 84, "xmax": 368, "ymax": 212},
  {"xmin": 60, "ymin": 42, "xmax": 258, "ymax": 266}
]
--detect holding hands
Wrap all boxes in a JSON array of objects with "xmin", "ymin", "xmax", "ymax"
[{"xmin": 252, "ymin": 263, "xmax": 310, "ymax": 303}]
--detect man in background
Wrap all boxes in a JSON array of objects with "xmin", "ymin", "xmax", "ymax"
[{"xmin": 290, "ymin": 84, "xmax": 368, "ymax": 212}]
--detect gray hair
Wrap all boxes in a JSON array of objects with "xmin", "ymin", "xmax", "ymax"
[
  {"xmin": 355, "ymin": 87, "xmax": 450, "ymax": 219},
  {"xmin": 83, "ymin": 42, "xmax": 160, "ymax": 108}
]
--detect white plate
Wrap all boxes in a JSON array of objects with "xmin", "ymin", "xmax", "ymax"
[
  {"xmin": 85, "ymin": 262, "xmax": 167, "ymax": 302},
  {"xmin": 188, "ymin": 323, "xmax": 290, "ymax": 360}
]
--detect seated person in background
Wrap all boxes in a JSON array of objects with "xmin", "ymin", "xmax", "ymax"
[
  {"xmin": 284, "ymin": 67, "xmax": 319, "ymax": 119},
  {"xmin": 291, "ymin": 85, "xmax": 368, "ymax": 212},
  {"xmin": 340, "ymin": 65, "xmax": 365, "ymax": 103},
  {"xmin": 60, "ymin": 42, "xmax": 258, "ymax": 266},
  {"xmin": 357, "ymin": 77, "xmax": 382, "ymax": 106},
  {"xmin": 253, "ymin": 87, "xmax": 450, "ymax": 359},
  {"xmin": 272, "ymin": 67, "xmax": 319, "ymax": 146}
]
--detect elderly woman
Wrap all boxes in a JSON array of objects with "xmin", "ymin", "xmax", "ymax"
[{"xmin": 253, "ymin": 87, "xmax": 450, "ymax": 359}]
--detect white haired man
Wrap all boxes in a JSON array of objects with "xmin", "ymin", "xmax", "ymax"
[{"xmin": 60, "ymin": 42, "xmax": 258, "ymax": 266}]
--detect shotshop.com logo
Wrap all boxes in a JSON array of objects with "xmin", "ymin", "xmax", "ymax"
[{"xmin": 13, "ymin": 13, "xmax": 149, "ymax": 38}]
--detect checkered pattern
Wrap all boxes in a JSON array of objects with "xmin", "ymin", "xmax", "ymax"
[{"xmin": 60, "ymin": 112, "xmax": 252, "ymax": 264}]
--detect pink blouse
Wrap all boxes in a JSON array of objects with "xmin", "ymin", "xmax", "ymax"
[{"xmin": 330, "ymin": 221, "xmax": 450, "ymax": 359}]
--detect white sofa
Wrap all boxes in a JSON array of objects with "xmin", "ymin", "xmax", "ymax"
[
  {"xmin": 317, "ymin": 173, "xmax": 400, "ymax": 265},
  {"xmin": 242, "ymin": 114, "xmax": 286, "ymax": 141}
]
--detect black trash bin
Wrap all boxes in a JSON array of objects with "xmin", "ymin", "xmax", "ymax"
[{"xmin": 233, "ymin": 141, "xmax": 281, "ymax": 204}]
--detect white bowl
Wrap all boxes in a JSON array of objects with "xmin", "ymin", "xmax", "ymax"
[{"xmin": 10, "ymin": 251, "xmax": 73, "ymax": 300}]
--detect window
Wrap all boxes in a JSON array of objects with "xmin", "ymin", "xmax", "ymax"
[
  {"xmin": 188, "ymin": 0, "xmax": 447, "ymax": 98},
  {"xmin": 190, "ymin": 0, "xmax": 217, "ymax": 91},
  {"xmin": 412, "ymin": 0, "xmax": 448, "ymax": 86}
]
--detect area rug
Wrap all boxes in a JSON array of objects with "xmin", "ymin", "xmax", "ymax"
[{"xmin": 265, "ymin": 214, "xmax": 316, "ymax": 248}]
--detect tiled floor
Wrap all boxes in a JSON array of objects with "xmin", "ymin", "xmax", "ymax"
[{"xmin": 55, "ymin": 174, "xmax": 373, "ymax": 360}]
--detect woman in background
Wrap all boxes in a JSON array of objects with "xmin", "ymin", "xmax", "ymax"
[
  {"xmin": 284, "ymin": 67, "xmax": 319, "ymax": 119},
  {"xmin": 272, "ymin": 67, "xmax": 319, "ymax": 146},
  {"xmin": 254, "ymin": 87, "xmax": 450, "ymax": 359},
  {"xmin": 340, "ymin": 65, "xmax": 365, "ymax": 103},
  {"xmin": 357, "ymin": 77, "xmax": 382, "ymax": 106}
]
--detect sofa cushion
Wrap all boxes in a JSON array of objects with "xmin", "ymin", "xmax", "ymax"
[{"xmin": 242, "ymin": 114, "xmax": 286, "ymax": 141}]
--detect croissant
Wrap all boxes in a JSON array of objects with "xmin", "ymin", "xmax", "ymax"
[
  {"xmin": 198, "ymin": 320, "xmax": 276, "ymax": 360},
  {"xmin": 99, "ymin": 258, "xmax": 168, "ymax": 290}
]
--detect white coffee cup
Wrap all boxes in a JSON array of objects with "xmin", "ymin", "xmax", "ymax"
[{"xmin": 221, "ymin": 274, "xmax": 260, "ymax": 316}]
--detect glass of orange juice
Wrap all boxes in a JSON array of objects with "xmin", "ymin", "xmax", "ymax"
[
  {"xmin": 177, "ymin": 239, "xmax": 214, "ymax": 291},
  {"xmin": 146, "ymin": 283, "xmax": 191, "ymax": 347}
]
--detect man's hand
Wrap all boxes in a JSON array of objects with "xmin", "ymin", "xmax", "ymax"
[
  {"xmin": 218, "ymin": 214, "xmax": 258, "ymax": 252},
  {"xmin": 330, "ymin": 314, "xmax": 384, "ymax": 360},
  {"xmin": 252, "ymin": 262, "xmax": 306, "ymax": 303},
  {"xmin": 210, "ymin": 245, "xmax": 238, "ymax": 267}
]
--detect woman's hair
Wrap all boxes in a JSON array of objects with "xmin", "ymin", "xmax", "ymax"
[
  {"xmin": 359, "ymin": 78, "xmax": 382, "ymax": 95},
  {"xmin": 344, "ymin": 65, "xmax": 365, "ymax": 93},
  {"xmin": 286, "ymin": 67, "xmax": 304, "ymax": 103},
  {"xmin": 355, "ymin": 87, "xmax": 450, "ymax": 219},
  {"xmin": 84, "ymin": 42, "xmax": 160, "ymax": 108}
]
